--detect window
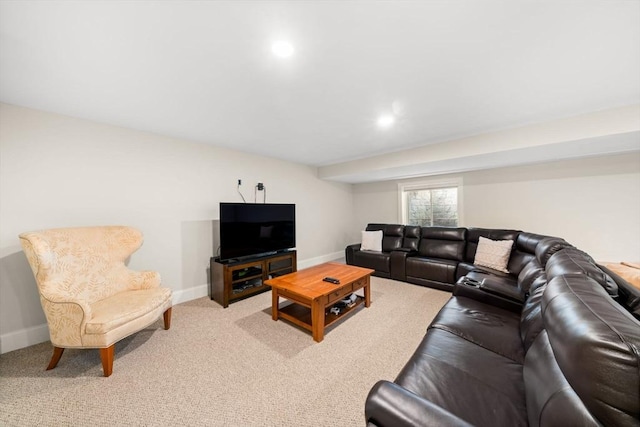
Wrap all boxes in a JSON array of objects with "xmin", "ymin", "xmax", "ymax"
[{"xmin": 398, "ymin": 179, "xmax": 463, "ymax": 227}]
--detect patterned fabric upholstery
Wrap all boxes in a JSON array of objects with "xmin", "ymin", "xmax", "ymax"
[{"xmin": 19, "ymin": 226, "xmax": 172, "ymax": 349}]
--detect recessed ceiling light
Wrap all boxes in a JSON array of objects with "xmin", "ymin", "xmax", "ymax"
[
  {"xmin": 377, "ymin": 115, "xmax": 395, "ymax": 128},
  {"xmin": 272, "ymin": 41, "xmax": 294, "ymax": 58}
]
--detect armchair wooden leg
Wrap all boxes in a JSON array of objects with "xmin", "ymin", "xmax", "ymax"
[
  {"xmin": 163, "ymin": 307, "xmax": 172, "ymax": 330},
  {"xmin": 100, "ymin": 345, "xmax": 115, "ymax": 377},
  {"xmin": 46, "ymin": 346, "xmax": 65, "ymax": 370}
]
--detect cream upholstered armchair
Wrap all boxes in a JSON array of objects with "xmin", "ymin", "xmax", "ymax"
[{"xmin": 19, "ymin": 226, "xmax": 172, "ymax": 377}]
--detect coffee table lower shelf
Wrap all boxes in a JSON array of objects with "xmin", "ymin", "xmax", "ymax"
[{"xmin": 278, "ymin": 295, "xmax": 365, "ymax": 333}]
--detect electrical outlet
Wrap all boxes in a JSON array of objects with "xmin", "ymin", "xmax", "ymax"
[
  {"xmin": 238, "ymin": 179, "xmax": 242, "ymax": 186},
  {"xmin": 256, "ymin": 182, "xmax": 264, "ymax": 191}
]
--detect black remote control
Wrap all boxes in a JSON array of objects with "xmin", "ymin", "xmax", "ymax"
[{"xmin": 323, "ymin": 277, "xmax": 340, "ymax": 284}]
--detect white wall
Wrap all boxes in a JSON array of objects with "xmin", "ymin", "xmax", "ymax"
[
  {"xmin": 0, "ymin": 103, "xmax": 354, "ymax": 353},
  {"xmin": 353, "ymin": 153, "xmax": 640, "ymax": 261},
  {"xmin": 3, "ymin": 102, "xmax": 639, "ymax": 354}
]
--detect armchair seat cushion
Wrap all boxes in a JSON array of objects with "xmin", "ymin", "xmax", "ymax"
[{"xmin": 87, "ymin": 288, "xmax": 172, "ymax": 335}]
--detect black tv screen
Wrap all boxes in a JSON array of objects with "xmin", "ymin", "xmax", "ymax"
[{"xmin": 219, "ymin": 203, "xmax": 296, "ymax": 261}]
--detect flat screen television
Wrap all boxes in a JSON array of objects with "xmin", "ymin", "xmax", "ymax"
[{"xmin": 219, "ymin": 202, "xmax": 296, "ymax": 261}]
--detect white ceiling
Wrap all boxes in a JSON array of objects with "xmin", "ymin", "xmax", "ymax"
[{"xmin": 1, "ymin": 1, "xmax": 639, "ymax": 182}]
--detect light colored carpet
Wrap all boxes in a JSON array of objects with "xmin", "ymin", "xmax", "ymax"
[{"xmin": 0, "ymin": 277, "xmax": 450, "ymax": 426}]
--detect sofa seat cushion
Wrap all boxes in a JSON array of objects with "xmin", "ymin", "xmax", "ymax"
[
  {"xmin": 406, "ymin": 257, "xmax": 458, "ymax": 284},
  {"xmin": 87, "ymin": 287, "xmax": 172, "ymax": 335},
  {"xmin": 352, "ymin": 250, "xmax": 391, "ymax": 273},
  {"xmin": 395, "ymin": 328, "xmax": 527, "ymax": 427},
  {"xmin": 429, "ymin": 296, "xmax": 524, "ymax": 363}
]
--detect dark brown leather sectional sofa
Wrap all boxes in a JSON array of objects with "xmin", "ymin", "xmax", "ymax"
[{"xmin": 346, "ymin": 224, "xmax": 640, "ymax": 427}]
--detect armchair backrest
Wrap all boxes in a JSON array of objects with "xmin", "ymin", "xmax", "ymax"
[{"xmin": 19, "ymin": 226, "xmax": 144, "ymax": 304}]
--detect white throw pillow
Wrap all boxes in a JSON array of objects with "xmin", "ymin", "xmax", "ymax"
[
  {"xmin": 361, "ymin": 230, "xmax": 383, "ymax": 252},
  {"xmin": 474, "ymin": 236, "xmax": 514, "ymax": 273}
]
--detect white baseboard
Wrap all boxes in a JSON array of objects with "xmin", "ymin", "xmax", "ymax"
[
  {"xmin": 298, "ymin": 251, "xmax": 345, "ymax": 269},
  {"xmin": 172, "ymin": 284, "xmax": 209, "ymax": 305},
  {"xmin": 0, "ymin": 251, "xmax": 347, "ymax": 354},
  {"xmin": 0, "ymin": 323, "xmax": 50, "ymax": 355}
]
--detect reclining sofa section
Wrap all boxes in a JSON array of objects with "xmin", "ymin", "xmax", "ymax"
[
  {"xmin": 345, "ymin": 223, "xmax": 566, "ymax": 292},
  {"xmin": 351, "ymin": 224, "xmax": 640, "ymax": 426}
]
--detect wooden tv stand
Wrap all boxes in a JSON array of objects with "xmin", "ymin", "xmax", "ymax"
[{"xmin": 210, "ymin": 251, "xmax": 297, "ymax": 308}]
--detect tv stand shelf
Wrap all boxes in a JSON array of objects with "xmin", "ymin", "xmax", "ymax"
[{"xmin": 210, "ymin": 251, "xmax": 297, "ymax": 308}]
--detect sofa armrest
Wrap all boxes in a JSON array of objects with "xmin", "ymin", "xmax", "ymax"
[
  {"xmin": 365, "ymin": 380, "xmax": 473, "ymax": 427},
  {"xmin": 345, "ymin": 243, "xmax": 361, "ymax": 265},
  {"xmin": 390, "ymin": 250, "xmax": 412, "ymax": 281},
  {"xmin": 478, "ymin": 280, "xmax": 525, "ymax": 302}
]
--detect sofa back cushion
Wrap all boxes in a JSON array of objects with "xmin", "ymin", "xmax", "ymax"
[
  {"xmin": 517, "ymin": 258, "xmax": 546, "ymax": 295},
  {"xmin": 418, "ymin": 227, "xmax": 466, "ymax": 261},
  {"xmin": 509, "ymin": 232, "xmax": 556, "ymax": 274},
  {"xmin": 546, "ymin": 248, "xmax": 618, "ymax": 296},
  {"xmin": 534, "ymin": 274, "xmax": 640, "ymax": 426},
  {"xmin": 534, "ymin": 237, "xmax": 572, "ymax": 267},
  {"xmin": 366, "ymin": 223, "xmax": 403, "ymax": 252},
  {"xmin": 402, "ymin": 225, "xmax": 421, "ymax": 251}
]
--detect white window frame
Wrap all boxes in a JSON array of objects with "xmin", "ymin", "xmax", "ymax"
[{"xmin": 397, "ymin": 177, "xmax": 464, "ymax": 227}]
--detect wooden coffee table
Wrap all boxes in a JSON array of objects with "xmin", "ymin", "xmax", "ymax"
[{"xmin": 265, "ymin": 262, "xmax": 374, "ymax": 342}]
